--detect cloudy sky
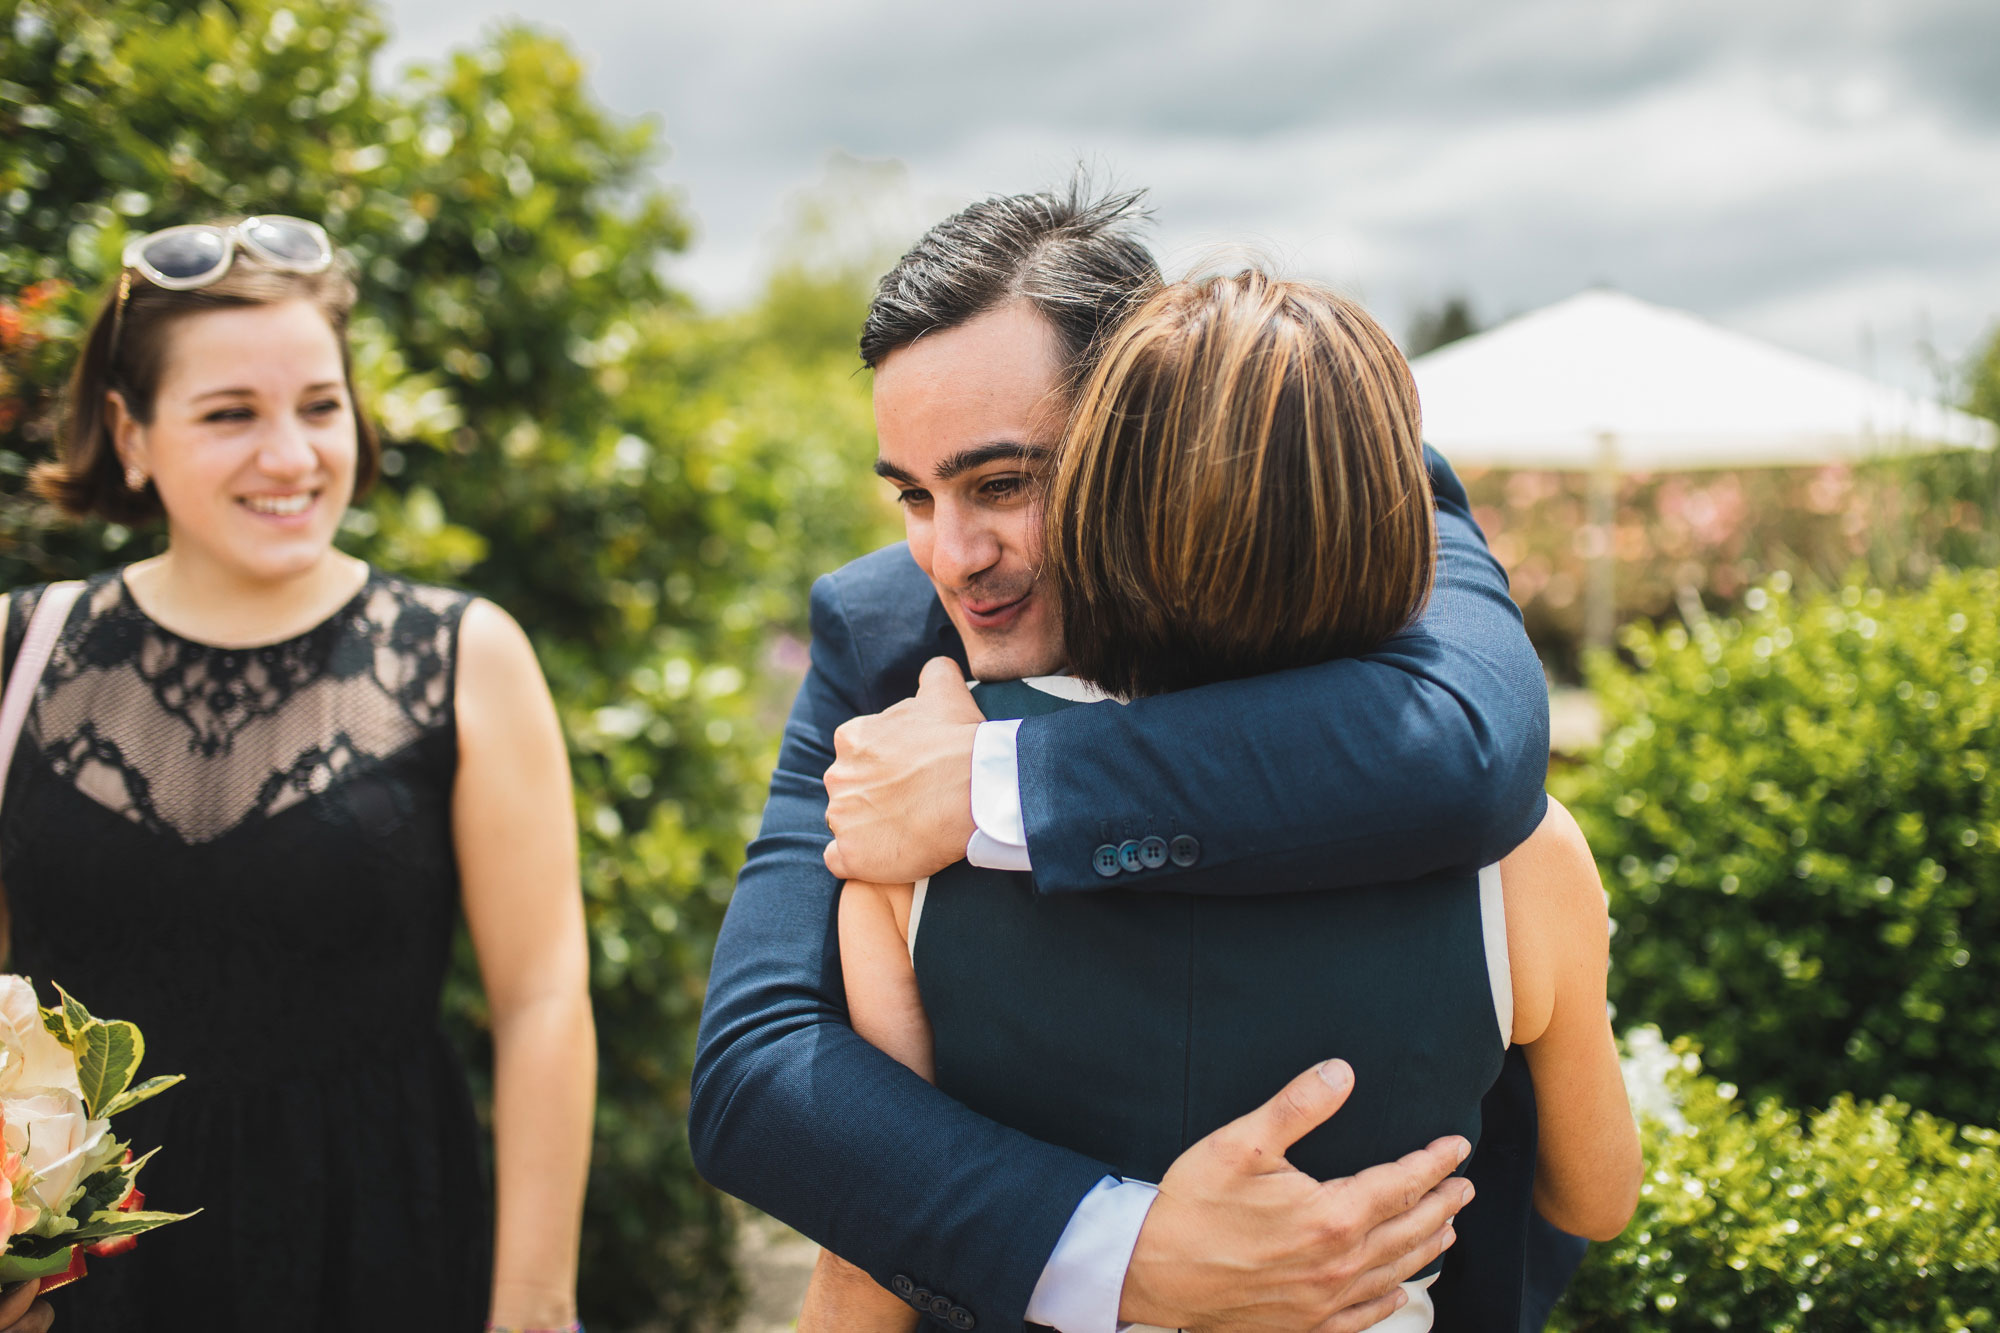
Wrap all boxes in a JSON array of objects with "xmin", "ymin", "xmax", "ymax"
[{"xmin": 378, "ymin": 0, "xmax": 2000, "ymax": 395}]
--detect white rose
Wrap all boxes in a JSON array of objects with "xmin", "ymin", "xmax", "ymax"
[
  {"xmin": 2, "ymin": 1089, "xmax": 112, "ymax": 1217},
  {"xmin": 0, "ymin": 978, "xmax": 81, "ymax": 1098}
]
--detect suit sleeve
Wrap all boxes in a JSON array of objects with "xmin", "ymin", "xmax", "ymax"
[
  {"xmin": 689, "ymin": 573, "xmax": 1112, "ymax": 1328},
  {"xmin": 1015, "ymin": 448, "xmax": 1551, "ymax": 896}
]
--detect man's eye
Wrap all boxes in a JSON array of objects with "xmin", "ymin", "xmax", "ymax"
[
  {"xmin": 895, "ymin": 489, "xmax": 931, "ymax": 506},
  {"xmin": 982, "ymin": 475, "xmax": 1026, "ymax": 498}
]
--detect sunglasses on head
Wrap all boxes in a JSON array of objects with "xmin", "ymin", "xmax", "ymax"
[
  {"xmin": 108, "ymin": 215, "xmax": 335, "ymax": 367},
  {"xmin": 122, "ymin": 215, "xmax": 334, "ymax": 289}
]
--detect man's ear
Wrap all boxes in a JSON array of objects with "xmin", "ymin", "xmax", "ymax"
[{"xmin": 105, "ymin": 389, "xmax": 149, "ymax": 476}]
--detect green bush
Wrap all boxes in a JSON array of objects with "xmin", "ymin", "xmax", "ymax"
[
  {"xmin": 1552, "ymin": 569, "xmax": 2000, "ymax": 1124},
  {"xmin": 2, "ymin": 2, "xmax": 895, "ymax": 1325},
  {"xmin": 1553, "ymin": 1036, "xmax": 2000, "ymax": 1332}
]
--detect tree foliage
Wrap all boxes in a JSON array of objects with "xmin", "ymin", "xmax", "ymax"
[
  {"xmin": 2, "ymin": 1, "xmax": 896, "ymax": 1325},
  {"xmin": 1554, "ymin": 569, "xmax": 2000, "ymax": 1125}
]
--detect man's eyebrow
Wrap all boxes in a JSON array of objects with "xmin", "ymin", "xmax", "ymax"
[
  {"xmin": 934, "ymin": 442, "xmax": 1053, "ymax": 480},
  {"xmin": 873, "ymin": 458, "xmax": 920, "ymax": 485}
]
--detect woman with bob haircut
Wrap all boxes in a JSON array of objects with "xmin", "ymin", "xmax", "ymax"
[
  {"xmin": 808, "ymin": 270, "xmax": 1640, "ymax": 1331},
  {"xmin": 0, "ymin": 217, "xmax": 593, "ymax": 1333}
]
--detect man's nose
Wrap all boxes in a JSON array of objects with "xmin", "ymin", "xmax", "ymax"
[{"xmin": 929, "ymin": 504, "xmax": 1003, "ymax": 588}]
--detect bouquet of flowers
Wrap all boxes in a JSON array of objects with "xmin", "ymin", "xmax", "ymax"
[{"xmin": 0, "ymin": 976, "xmax": 190, "ymax": 1292}]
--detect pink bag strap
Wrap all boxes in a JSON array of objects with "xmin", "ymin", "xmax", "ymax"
[{"xmin": 0, "ymin": 580, "xmax": 85, "ymax": 817}]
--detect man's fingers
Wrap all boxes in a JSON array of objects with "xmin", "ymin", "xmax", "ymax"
[
  {"xmin": 1327, "ymin": 1218, "xmax": 1457, "ymax": 1331},
  {"xmin": 916, "ymin": 655, "xmax": 970, "ymax": 700},
  {"xmin": 823, "ymin": 840, "xmax": 853, "ymax": 880},
  {"xmin": 1324, "ymin": 1133, "xmax": 1469, "ymax": 1229},
  {"xmin": 1222, "ymin": 1059, "xmax": 1354, "ymax": 1162},
  {"xmin": 1312, "ymin": 1284, "xmax": 1409, "ymax": 1333}
]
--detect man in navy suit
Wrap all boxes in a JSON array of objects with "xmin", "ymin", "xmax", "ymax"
[{"xmin": 692, "ymin": 183, "xmax": 1566, "ymax": 1331}]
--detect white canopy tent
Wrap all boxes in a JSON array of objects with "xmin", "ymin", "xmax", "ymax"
[{"xmin": 1409, "ymin": 288, "xmax": 1998, "ymax": 646}]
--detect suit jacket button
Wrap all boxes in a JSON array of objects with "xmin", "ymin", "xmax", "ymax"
[
  {"xmin": 1117, "ymin": 839, "xmax": 1145, "ymax": 873},
  {"xmin": 891, "ymin": 1275, "xmax": 914, "ymax": 1298},
  {"xmin": 911, "ymin": 1286, "xmax": 932, "ymax": 1309},
  {"xmin": 949, "ymin": 1308, "xmax": 976, "ymax": 1329},
  {"xmin": 929, "ymin": 1294, "xmax": 954, "ymax": 1318},
  {"xmin": 1169, "ymin": 834, "xmax": 1201, "ymax": 867},
  {"xmin": 1138, "ymin": 835, "xmax": 1169, "ymax": 869},
  {"xmin": 1092, "ymin": 844, "xmax": 1122, "ymax": 878}
]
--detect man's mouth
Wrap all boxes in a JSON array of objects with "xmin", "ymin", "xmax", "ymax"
[{"xmin": 959, "ymin": 589, "xmax": 1033, "ymax": 631}]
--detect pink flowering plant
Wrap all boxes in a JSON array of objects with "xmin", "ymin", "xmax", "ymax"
[{"xmin": 0, "ymin": 976, "xmax": 190, "ymax": 1286}]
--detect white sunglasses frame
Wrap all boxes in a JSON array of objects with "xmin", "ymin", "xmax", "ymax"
[{"xmin": 120, "ymin": 215, "xmax": 335, "ymax": 291}]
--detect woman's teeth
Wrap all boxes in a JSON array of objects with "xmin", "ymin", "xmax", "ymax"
[{"xmin": 245, "ymin": 493, "xmax": 313, "ymax": 516}]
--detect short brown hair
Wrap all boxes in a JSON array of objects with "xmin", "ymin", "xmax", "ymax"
[
  {"xmin": 33, "ymin": 228, "xmax": 380, "ymax": 523},
  {"xmin": 1044, "ymin": 270, "xmax": 1435, "ymax": 697},
  {"xmin": 860, "ymin": 177, "xmax": 1162, "ymax": 396}
]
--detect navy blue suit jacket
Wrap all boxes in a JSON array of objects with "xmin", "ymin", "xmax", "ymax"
[{"xmin": 691, "ymin": 448, "xmax": 1553, "ymax": 1329}]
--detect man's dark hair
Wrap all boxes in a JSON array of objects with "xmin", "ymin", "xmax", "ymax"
[{"xmin": 860, "ymin": 178, "xmax": 1162, "ymax": 392}]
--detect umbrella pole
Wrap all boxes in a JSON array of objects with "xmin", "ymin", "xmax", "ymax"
[{"xmin": 1585, "ymin": 431, "xmax": 1618, "ymax": 654}]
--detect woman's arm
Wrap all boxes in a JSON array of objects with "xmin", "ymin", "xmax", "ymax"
[
  {"xmin": 839, "ymin": 882, "xmax": 932, "ymax": 1080},
  {"xmin": 798, "ymin": 882, "xmax": 932, "ymax": 1333},
  {"xmin": 454, "ymin": 599, "xmax": 595, "ymax": 1329},
  {"xmin": 1501, "ymin": 799, "xmax": 1642, "ymax": 1242}
]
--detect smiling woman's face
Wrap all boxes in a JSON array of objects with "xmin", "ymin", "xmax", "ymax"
[
  {"xmin": 871, "ymin": 300, "xmax": 1071, "ymax": 683},
  {"xmin": 115, "ymin": 298, "xmax": 357, "ymax": 585}
]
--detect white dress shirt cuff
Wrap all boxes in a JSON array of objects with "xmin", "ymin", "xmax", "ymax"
[
  {"xmin": 966, "ymin": 718, "xmax": 1031, "ymax": 871},
  {"xmin": 1025, "ymin": 1176, "xmax": 1159, "ymax": 1333}
]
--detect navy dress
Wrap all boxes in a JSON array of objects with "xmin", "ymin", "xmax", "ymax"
[
  {"xmin": 0, "ymin": 568, "xmax": 489, "ymax": 1332},
  {"xmin": 912, "ymin": 679, "xmax": 1514, "ymax": 1331}
]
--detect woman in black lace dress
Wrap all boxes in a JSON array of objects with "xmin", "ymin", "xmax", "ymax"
[{"xmin": 0, "ymin": 217, "xmax": 594, "ymax": 1332}]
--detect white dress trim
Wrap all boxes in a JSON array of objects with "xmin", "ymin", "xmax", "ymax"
[
  {"xmin": 1015, "ymin": 674, "xmax": 1124, "ymax": 704},
  {"xmin": 1478, "ymin": 862, "xmax": 1513, "ymax": 1049},
  {"xmin": 905, "ymin": 876, "xmax": 930, "ymax": 962}
]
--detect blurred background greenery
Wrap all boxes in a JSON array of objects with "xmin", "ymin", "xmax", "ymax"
[{"xmin": 4, "ymin": 0, "xmax": 1998, "ymax": 1327}]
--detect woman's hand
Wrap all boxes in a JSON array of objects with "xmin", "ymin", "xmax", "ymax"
[{"xmin": 0, "ymin": 1280, "xmax": 52, "ymax": 1333}]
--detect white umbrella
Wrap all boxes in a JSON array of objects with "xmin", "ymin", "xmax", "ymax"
[{"xmin": 1409, "ymin": 288, "xmax": 1998, "ymax": 646}]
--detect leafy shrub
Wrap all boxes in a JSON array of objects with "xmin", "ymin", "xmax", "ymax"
[
  {"xmin": 1552, "ymin": 569, "xmax": 2000, "ymax": 1124},
  {"xmin": 1554, "ymin": 1037, "xmax": 2000, "ymax": 1332}
]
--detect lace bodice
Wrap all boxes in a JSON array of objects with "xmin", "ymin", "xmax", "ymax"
[{"xmin": 10, "ymin": 569, "xmax": 464, "ymax": 844}]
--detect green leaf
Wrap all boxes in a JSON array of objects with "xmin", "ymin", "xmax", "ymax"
[
  {"xmin": 74, "ymin": 1019, "xmax": 143, "ymax": 1119},
  {"xmin": 62, "ymin": 1208, "xmax": 197, "ymax": 1245},
  {"xmin": 0, "ymin": 1247, "xmax": 75, "ymax": 1284},
  {"xmin": 50, "ymin": 984, "xmax": 95, "ymax": 1047},
  {"xmin": 101, "ymin": 1074, "xmax": 184, "ymax": 1119}
]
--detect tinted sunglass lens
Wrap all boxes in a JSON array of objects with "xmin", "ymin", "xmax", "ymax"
[
  {"xmin": 242, "ymin": 216, "xmax": 327, "ymax": 266},
  {"xmin": 141, "ymin": 229, "xmax": 229, "ymax": 281}
]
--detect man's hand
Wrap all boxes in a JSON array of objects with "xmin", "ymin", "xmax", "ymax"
[
  {"xmin": 0, "ymin": 1280, "xmax": 51, "ymax": 1333},
  {"xmin": 824, "ymin": 658, "xmax": 983, "ymax": 883},
  {"xmin": 1122, "ymin": 1060, "xmax": 1473, "ymax": 1333}
]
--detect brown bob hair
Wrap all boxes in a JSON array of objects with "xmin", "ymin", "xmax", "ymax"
[
  {"xmin": 1044, "ymin": 269, "xmax": 1435, "ymax": 698},
  {"xmin": 33, "ymin": 226, "xmax": 380, "ymax": 524}
]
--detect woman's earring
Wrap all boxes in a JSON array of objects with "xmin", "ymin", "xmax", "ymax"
[{"xmin": 125, "ymin": 465, "xmax": 148, "ymax": 491}]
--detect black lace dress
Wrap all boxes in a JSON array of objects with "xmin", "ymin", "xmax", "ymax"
[{"xmin": 0, "ymin": 567, "xmax": 489, "ymax": 1332}]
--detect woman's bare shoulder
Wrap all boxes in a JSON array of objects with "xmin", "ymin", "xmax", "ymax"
[{"xmin": 1500, "ymin": 798, "xmax": 1609, "ymax": 1044}]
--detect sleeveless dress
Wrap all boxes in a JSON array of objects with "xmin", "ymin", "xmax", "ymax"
[
  {"xmin": 0, "ymin": 567, "xmax": 490, "ymax": 1332},
  {"xmin": 910, "ymin": 678, "xmax": 1515, "ymax": 1333}
]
